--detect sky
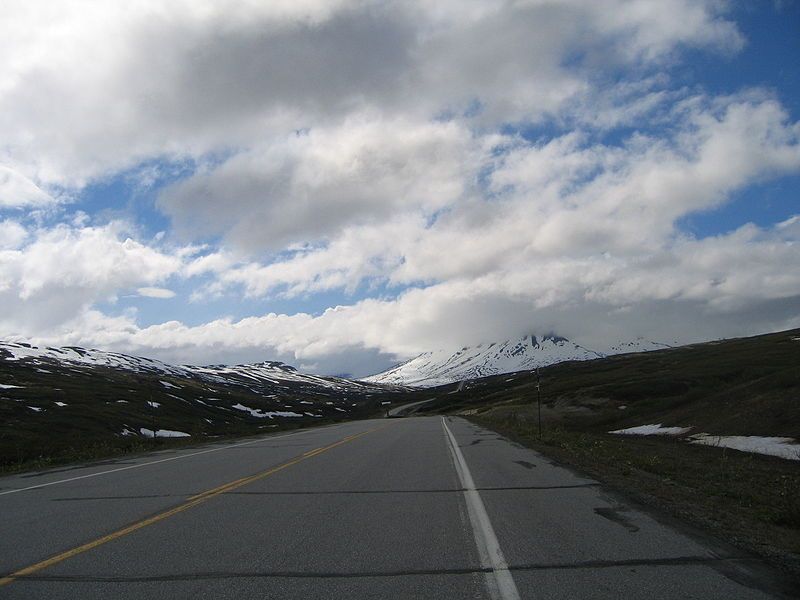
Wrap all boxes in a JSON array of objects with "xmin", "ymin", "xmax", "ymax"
[{"xmin": 0, "ymin": 1, "xmax": 799, "ymax": 377}]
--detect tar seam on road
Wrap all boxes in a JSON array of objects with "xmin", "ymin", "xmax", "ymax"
[
  {"xmin": 0, "ymin": 429, "xmax": 317, "ymax": 497},
  {"xmin": 442, "ymin": 417, "xmax": 522, "ymax": 600},
  {"xmin": 6, "ymin": 555, "xmax": 760, "ymax": 582},
  {"xmin": 49, "ymin": 483, "xmax": 601, "ymax": 501},
  {"xmin": 0, "ymin": 424, "xmax": 387, "ymax": 589}
]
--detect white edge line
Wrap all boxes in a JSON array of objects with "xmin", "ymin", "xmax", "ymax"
[
  {"xmin": 0, "ymin": 428, "xmax": 315, "ymax": 497},
  {"xmin": 442, "ymin": 416, "xmax": 521, "ymax": 600}
]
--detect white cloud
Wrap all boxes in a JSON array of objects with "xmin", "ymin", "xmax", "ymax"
[
  {"xmin": 0, "ymin": 220, "xmax": 28, "ymax": 249},
  {"xmin": 0, "ymin": 223, "xmax": 183, "ymax": 331},
  {"xmin": 188, "ymin": 94, "xmax": 800, "ymax": 298},
  {"xmin": 0, "ymin": 0, "xmax": 740, "ymax": 188},
  {"xmin": 0, "ymin": 166, "xmax": 55, "ymax": 208},
  {"xmin": 159, "ymin": 117, "xmax": 484, "ymax": 251},
  {"xmin": 137, "ymin": 287, "xmax": 177, "ymax": 299}
]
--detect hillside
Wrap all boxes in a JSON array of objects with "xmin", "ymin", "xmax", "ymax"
[{"xmin": 0, "ymin": 342, "xmax": 421, "ymax": 470}]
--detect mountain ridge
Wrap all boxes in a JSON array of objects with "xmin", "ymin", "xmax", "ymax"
[{"xmin": 362, "ymin": 334, "xmax": 673, "ymax": 387}]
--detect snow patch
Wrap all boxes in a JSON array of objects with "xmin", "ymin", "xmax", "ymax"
[
  {"xmin": 54, "ymin": 401, "xmax": 68, "ymax": 407},
  {"xmin": 610, "ymin": 423, "xmax": 692, "ymax": 436},
  {"xmin": 139, "ymin": 428, "xmax": 191, "ymax": 438},
  {"xmin": 231, "ymin": 403, "xmax": 303, "ymax": 418},
  {"xmin": 159, "ymin": 380, "xmax": 179, "ymax": 389},
  {"xmin": 610, "ymin": 424, "xmax": 800, "ymax": 461},
  {"xmin": 147, "ymin": 401, "xmax": 161, "ymax": 408},
  {"xmin": 0, "ymin": 384, "xmax": 22, "ymax": 389},
  {"xmin": 689, "ymin": 434, "xmax": 800, "ymax": 461}
]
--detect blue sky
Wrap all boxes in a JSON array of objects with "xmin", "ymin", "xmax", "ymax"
[{"xmin": 1, "ymin": 1, "xmax": 798, "ymax": 375}]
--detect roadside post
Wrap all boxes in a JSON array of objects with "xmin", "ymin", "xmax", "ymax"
[
  {"xmin": 536, "ymin": 368, "xmax": 542, "ymax": 438},
  {"xmin": 150, "ymin": 394, "xmax": 156, "ymax": 440}
]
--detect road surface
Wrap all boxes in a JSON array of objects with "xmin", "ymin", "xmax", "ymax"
[
  {"xmin": 386, "ymin": 398, "xmax": 439, "ymax": 417},
  {"xmin": 0, "ymin": 417, "xmax": 793, "ymax": 599}
]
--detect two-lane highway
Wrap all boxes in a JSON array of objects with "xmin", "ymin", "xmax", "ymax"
[{"xmin": 0, "ymin": 417, "xmax": 792, "ymax": 598}]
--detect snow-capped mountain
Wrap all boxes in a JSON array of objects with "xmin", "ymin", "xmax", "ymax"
[
  {"xmin": 363, "ymin": 335, "xmax": 601, "ymax": 387},
  {"xmin": 362, "ymin": 334, "xmax": 673, "ymax": 387},
  {"xmin": 0, "ymin": 341, "xmax": 396, "ymax": 395}
]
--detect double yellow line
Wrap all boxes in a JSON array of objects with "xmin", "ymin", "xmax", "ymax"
[{"xmin": 0, "ymin": 426, "xmax": 383, "ymax": 588}]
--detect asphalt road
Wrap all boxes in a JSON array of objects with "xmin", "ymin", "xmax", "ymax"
[
  {"xmin": 0, "ymin": 416, "xmax": 794, "ymax": 599},
  {"xmin": 386, "ymin": 398, "xmax": 439, "ymax": 417}
]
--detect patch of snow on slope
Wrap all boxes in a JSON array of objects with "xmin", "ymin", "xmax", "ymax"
[
  {"xmin": 139, "ymin": 428, "xmax": 191, "ymax": 438},
  {"xmin": 602, "ymin": 338, "xmax": 675, "ymax": 354},
  {"xmin": 689, "ymin": 434, "xmax": 800, "ymax": 461},
  {"xmin": 610, "ymin": 424, "xmax": 692, "ymax": 436},
  {"xmin": 0, "ymin": 384, "xmax": 22, "ymax": 389},
  {"xmin": 231, "ymin": 403, "xmax": 303, "ymax": 418}
]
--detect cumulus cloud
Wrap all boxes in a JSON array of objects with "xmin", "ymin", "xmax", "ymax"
[
  {"xmin": 181, "ymin": 93, "xmax": 800, "ymax": 298},
  {"xmin": 159, "ymin": 118, "xmax": 484, "ymax": 251},
  {"xmin": 0, "ymin": 220, "xmax": 28, "ymax": 249},
  {"xmin": 0, "ymin": 0, "xmax": 739, "ymax": 188},
  {"xmin": 0, "ymin": 223, "xmax": 182, "ymax": 331},
  {"xmin": 0, "ymin": 166, "xmax": 55, "ymax": 208},
  {"xmin": 137, "ymin": 287, "xmax": 177, "ymax": 299}
]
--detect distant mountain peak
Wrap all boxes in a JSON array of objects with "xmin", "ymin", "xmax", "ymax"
[{"xmin": 362, "ymin": 333, "xmax": 671, "ymax": 387}]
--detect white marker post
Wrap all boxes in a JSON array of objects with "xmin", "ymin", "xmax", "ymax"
[{"xmin": 536, "ymin": 368, "xmax": 541, "ymax": 438}]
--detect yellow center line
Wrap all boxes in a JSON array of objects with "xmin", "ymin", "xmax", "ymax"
[{"xmin": 0, "ymin": 424, "xmax": 389, "ymax": 588}]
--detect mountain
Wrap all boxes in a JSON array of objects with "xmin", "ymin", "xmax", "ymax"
[
  {"xmin": 0, "ymin": 341, "xmax": 397, "ymax": 394},
  {"xmin": 0, "ymin": 341, "xmax": 417, "ymax": 468},
  {"xmin": 362, "ymin": 334, "xmax": 672, "ymax": 387}
]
